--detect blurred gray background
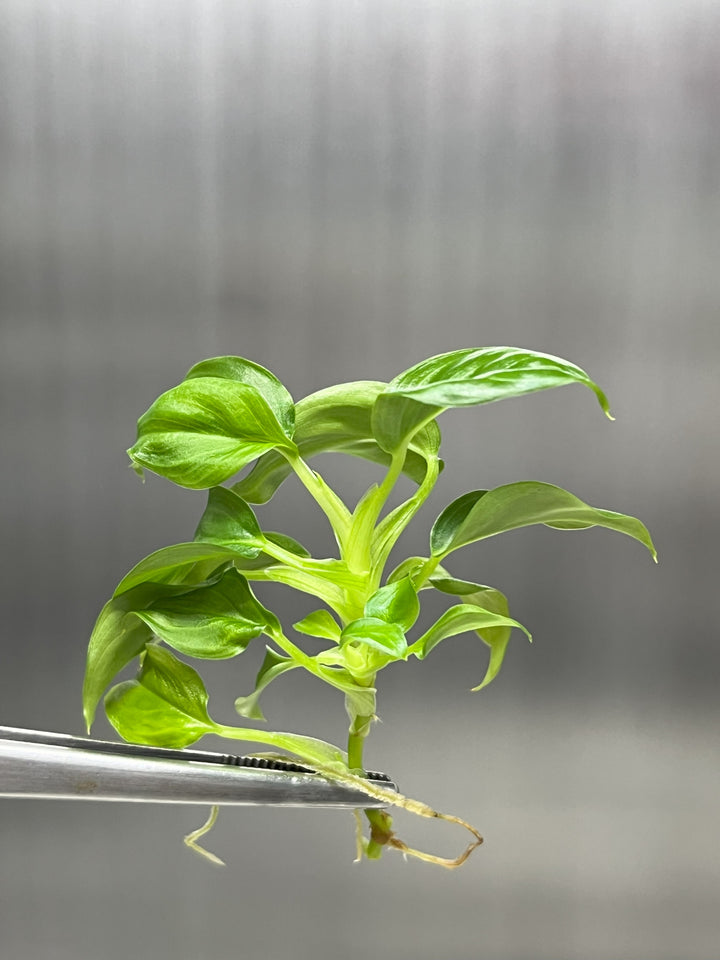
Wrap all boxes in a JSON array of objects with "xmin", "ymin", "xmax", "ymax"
[{"xmin": 1, "ymin": 1, "xmax": 718, "ymax": 957}]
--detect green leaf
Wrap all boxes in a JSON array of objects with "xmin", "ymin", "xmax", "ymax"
[
  {"xmin": 128, "ymin": 376, "xmax": 296, "ymax": 489},
  {"xmin": 372, "ymin": 347, "xmax": 612, "ymax": 452},
  {"xmin": 364, "ymin": 577, "xmax": 419, "ymax": 631},
  {"xmin": 293, "ymin": 609, "xmax": 342, "ymax": 642},
  {"xmin": 386, "ymin": 557, "xmax": 428, "ymax": 587},
  {"xmin": 131, "ymin": 568, "xmax": 280, "ymax": 659},
  {"xmin": 113, "ymin": 542, "xmax": 243, "ymax": 597},
  {"xmin": 233, "ymin": 381, "xmax": 441, "ymax": 503},
  {"xmin": 430, "ymin": 481, "xmax": 657, "ymax": 560},
  {"xmin": 234, "ymin": 647, "xmax": 300, "ymax": 721},
  {"xmin": 408, "ymin": 603, "xmax": 531, "ymax": 690},
  {"xmin": 105, "ymin": 646, "xmax": 215, "ymax": 748},
  {"xmin": 340, "ymin": 618, "xmax": 408, "ymax": 659},
  {"xmin": 428, "ymin": 576, "xmax": 520, "ymax": 690},
  {"xmin": 83, "ymin": 580, "xmax": 205, "ymax": 730},
  {"xmin": 184, "ymin": 355, "xmax": 295, "ymax": 438},
  {"xmin": 193, "ymin": 486, "xmax": 264, "ymax": 552}
]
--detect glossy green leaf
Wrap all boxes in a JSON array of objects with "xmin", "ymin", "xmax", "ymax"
[
  {"xmin": 184, "ymin": 355, "xmax": 295, "ymax": 438},
  {"xmin": 233, "ymin": 382, "xmax": 441, "ymax": 503},
  {"xmin": 430, "ymin": 481, "xmax": 657, "ymax": 560},
  {"xmin": 193, "ymin": 486, "xmax": 264, "ymax": 552},
  {"xmin": 364, "ymin": 577, "xmax": 419, "ymax": 632},
  {"xmin": 131, "ymin": 568, "xmax": 280, "ymax": 659},
  {"xmin": 408, "ymin": 603, "xmax": 531, "ymax": 689},
  {"xmin": 340, "ymin": 617, "xmax": 408, "ymax": 659},
  {"xmin": 83, "ymin": 588, "xmax": 153, "ymax": 730},
  {"xmin": 128, "ymin": 376, "xmax": 296, "ymax": 489},
  {"xmin": 105, "ymin": 645, "xmax": 215, "ymax": 748},
  {"xmin": 293, "ymin": 609, "xmax": 342, "ymax": 642},
  {"xmin": 83, "ymin": 579, "xmax": 213, "ymax": 730},
  {"xmin": 113, "ymin": 542, "xmax": 242, "ymax": 597},
  {"xmin": 234, "ymin": 647, "xmax": 299, "ymax": 721},
  {"xmin": 386, "ymin": 557, "xmax": 428, "ymax": 587},
  {"xmin": 372, "ymin": 347, "xmax": 612, "ymax": 452},
  {"xmin": 429, "ymin": 576, "xmax": 520, "ymax": 690}
]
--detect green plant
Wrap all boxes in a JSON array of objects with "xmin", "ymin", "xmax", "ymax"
[{"xmin": 83, "ymin": 348, "xmax": 655, "ymax": 867}]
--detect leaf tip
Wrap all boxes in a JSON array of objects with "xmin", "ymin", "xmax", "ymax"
[{"xmin": 127, "ymin": 452, "xmax": 145, "ymax": 482}]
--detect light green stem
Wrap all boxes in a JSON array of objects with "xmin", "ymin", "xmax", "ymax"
[{"xmin": 283, "ymin": 452, "xmax": 352, "ymax": 544}]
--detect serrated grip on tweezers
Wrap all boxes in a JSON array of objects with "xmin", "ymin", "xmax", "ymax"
[{"xmin": 0, "ymin": 726, "xmax": 396, "ymax": 808}]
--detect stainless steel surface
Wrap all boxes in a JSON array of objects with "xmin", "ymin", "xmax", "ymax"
[{"xmin": 0, "ymin": 728, "xmax": 395, "ymax": 807}]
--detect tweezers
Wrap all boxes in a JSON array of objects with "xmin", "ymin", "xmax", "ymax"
[{"xmin": 0, "ymin": 726, "xmax": 396, "ymax": 808}]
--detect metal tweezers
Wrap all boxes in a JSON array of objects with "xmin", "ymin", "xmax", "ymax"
[{"xmin": 0, "ymin": 726, "xmax": 396, "ymax": 808}]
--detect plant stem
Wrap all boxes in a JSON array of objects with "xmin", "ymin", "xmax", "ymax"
[
  {"xmin": 347, "ymin": 723, "xmax": 369, "ymax": 772},
  {"xmin": 283, "ymin": 452, "xmax": 351, "ymax": 544}
]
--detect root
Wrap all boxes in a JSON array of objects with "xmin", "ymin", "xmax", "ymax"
[
  {"xmin": 317, "ymin": 764, "xmax": 484, "ymax": 869},
  {"xmin": 183, "ymin": 805, "xmax": 225, "ymax": 866}
]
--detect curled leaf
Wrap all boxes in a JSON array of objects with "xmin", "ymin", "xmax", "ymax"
[
  {"xmin": 373, "ymin": 347, "xmax": 612, "ymax": 452},
  {"xmin": 408, "ymin": 602, "xmax": 531, "ymax": 690},
  {"xmin": 234, "ymin": 647, "xmax": 299, "ymax": 720},
  {"xmin": 430, "ymin": 481, "xmax": 657, "ymax": 560}
]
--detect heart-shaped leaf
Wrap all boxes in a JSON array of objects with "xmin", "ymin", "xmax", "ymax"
[
  {"xmin": 193, "ymin": 486, "xmax": 264, "ymax": 550},
  {"xmin": 372, "ymin": 347, "xmax": 612, "ymax": 452},
  {"xmin": 293, "ymin": 609, "xmax": 342, "ymax": 642},
  {"xmin": 131, "ymin": 568, "xmax": 280, "ymax": 659},
  {"xmin": 340, "ymin": 617, "xmax": 408, "ymax": 659},
  {"xmin": 184, "ymin": 355, "xmax": 295, "ymax": 438},
  {"xmin": 430, "ymin": 481, "xmax": 657, "ymax": 560},
  {"xmin": 234, "ymin": 646, "xmax": 300, "ymax": 721},
  {"xmin": 364, "ymin": 577, "xmax": 419, "ymax": 632},
  {"xmin": 233, "ymin": 382, "xmax": 441, "ymax": 503},
  {"xmin": 105, "ymin": 645, "xmax": 216, "ymax": 748},
  {"xmin": 128, "ymin": 376, "xmax": 296, "ymax": 489}
]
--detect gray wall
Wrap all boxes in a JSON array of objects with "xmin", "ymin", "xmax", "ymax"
[{"xmin": 1, "ymin": 2, "xmax": 718, "ymax": 958}]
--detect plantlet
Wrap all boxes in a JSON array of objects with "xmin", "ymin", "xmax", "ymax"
[{"xmin": 83, "ymin": 348, "xmax": 656, "ymax": 867}]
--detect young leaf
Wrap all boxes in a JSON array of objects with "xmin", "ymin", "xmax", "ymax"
[
  {"xmin": 372, "ymin": 347, "xmax": 612, "ymax": 452},
  {"xmin": 131, "ymin": 568, "xmax": 280, "ymax": 659},
  {"xmin": 386, "ymin": 557, "xmax": 428, "ymax": 587},
  {"xmin": 193, "ymin": 486, "xmax": 264, "ymax": 550},
  {"xmin": 408, "ymin": 603, "xmax": 531, "ymax": 690},
  {"xmin": 293, "ymin": 609, "xmax": 342, "ymax": 642},
  {"xmin": 340, "ymin": 618, "xmax": 408, "ymax": 659},
  {"xmin": 184, "ymin": 356, "xmax": 295, "ymax": 438},
  {"xmin": 234, "ymin": 647, "xmax": 300, "ymax": 721},
  {"xmin": 128, "ymin": 376, "xmax": 297, "ymax": 489},
  {"xmin": 113, "ymin": 542, "xmax": 242, "ymax": 597},
  {"xmin": 364, "ymin": 577, "xmax": 420, "ymax": 632},
  {"xmin": 233, "ymin": 382, "xmax": 441, "ymax": 503},
  {"xmin": 105, "ymin": 646, "xmax": 216, "ymax": 748},
  {"xmin": 429, "ymin": 577, "xmax": 520, "ymax": 690},
  {"xmin": 430, "ymin": 481, "xmax": 657, "ymax": 560}
]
